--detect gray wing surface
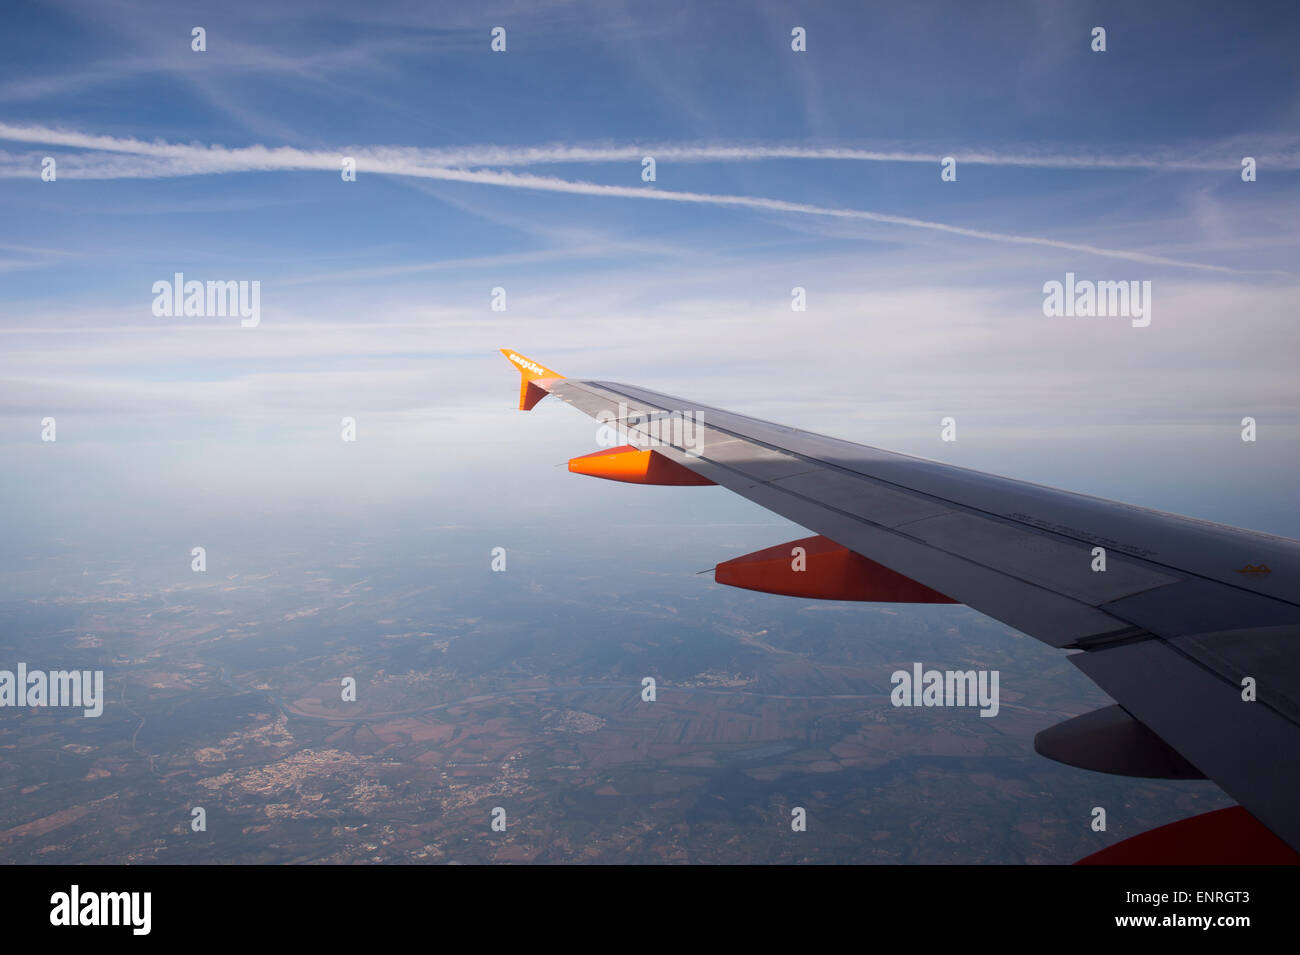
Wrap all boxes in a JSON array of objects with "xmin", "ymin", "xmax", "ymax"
[{"xmin": 545, "ymin": 377, "xmax": 1300, "ymax": 850}]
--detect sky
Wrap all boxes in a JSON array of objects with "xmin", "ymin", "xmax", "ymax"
[{"xmin": 1, "ymin": 0, "xmax": 1298, "ymax": 556}]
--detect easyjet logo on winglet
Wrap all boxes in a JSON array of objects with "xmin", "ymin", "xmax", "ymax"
[{"xmin": 507, "ymin": 353, "xmax": 547, "ymax": 377}]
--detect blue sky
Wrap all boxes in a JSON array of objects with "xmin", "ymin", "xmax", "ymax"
[{"xmin": 1, "ymin": 0, "xmax": 1298, "ymax": 549}]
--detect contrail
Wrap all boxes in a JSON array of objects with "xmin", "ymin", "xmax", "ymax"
[
  {"xmin": 0, "ymin": 124, "xmax": 1282, "ymax": 274},
  {"xmin": 2, "ymin": 123, "xmax": 1294, "ymax": 171}
]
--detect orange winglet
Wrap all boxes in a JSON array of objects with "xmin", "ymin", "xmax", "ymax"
[
  {"xmin": 715, "ymin": 534, "xmax": 957, "ymax": 602},
  {"xmin": 500, "ymin": 348, "xmax": 565, "ymax": 411},
  {"xmin": 568, "ymin": 445, "xmax": 716, "ymax": 486}
]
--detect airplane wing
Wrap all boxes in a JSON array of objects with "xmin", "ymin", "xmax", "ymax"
[{"xmin": 501, "ymin": 348, "xmax": 1300, "ymax": 863}]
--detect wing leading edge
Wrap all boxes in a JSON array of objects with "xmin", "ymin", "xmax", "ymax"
[{"xmin": 500, "ymin": 349, "xmax": 1300, "ymax": 861}]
